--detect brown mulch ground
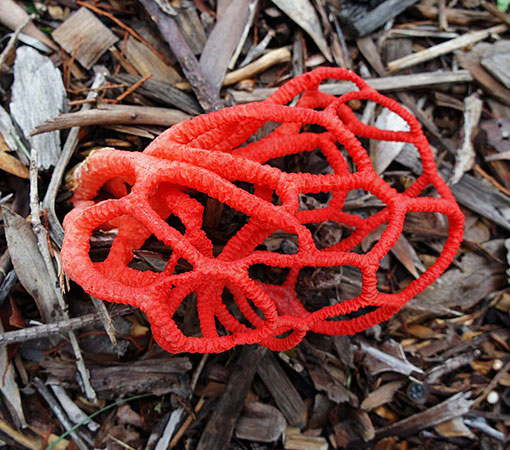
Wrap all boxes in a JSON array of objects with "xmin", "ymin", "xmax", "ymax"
[{"xmin": 0, "ymin": 0, "xmax": 509, "ymax": 448}]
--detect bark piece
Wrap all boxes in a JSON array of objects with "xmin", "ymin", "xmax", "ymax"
[
  {"xmin": 361, "ymin": 381, "xmax": 404, "ymax": 411},
  {"xmin": 173, "ymin": 2, "xmax": 207, "ymax": 55},
  {"xmin": 112, "ymin": 73, "xmax": 201, "ymax": 115},
  {"xmin": 257, "ymin": 351, "xmax": 307, "ymax": 428},
  {"xmin": 10, "ymin": 46, "xmax": 66, "ymax": 170},
  {"xmin": 371, "ymin": 107, "xmax": 410, "ymax": 174},
  {"xmin": 412, "ymin": 4, "xmax": 496, "ymax": 25},
  {"xmin": 309, "ymin": 366, "xmax": 358, "ymax": 404},
  {"xmin": 196, "ymin": 346, "xmax": 267, "ymax": 450},
  {"xmin": 408, "ymin": 239, "xmax": 506, "ymax": 313},
  {"xmin": 41, "ymin": 357, "xmax": 192, "ymax": 398},
  {"xmin": 52, "ymin": 7, "xmax": 118, "ymax": 70}
]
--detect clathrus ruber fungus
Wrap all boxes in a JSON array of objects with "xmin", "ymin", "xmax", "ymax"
[{"xmin": 61, "ymin": 68, "xmax": 464, "ymax": 354}]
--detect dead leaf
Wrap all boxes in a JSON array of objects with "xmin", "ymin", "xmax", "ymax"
[
  {"xmin": 435, "ymin": 417, "xmax": 476, "ymax": 439},
  {"xmin": 390, "ymin": 234, "xmax": 424, "ymax": 279},
  {"xmin": 470, "ymin": 359, "xmax": 493, "ymax": 375},
  {"xmin": 271, "ymin": 0, "xmax": 332, "ymax": 62},
  {"xmin": 0, "ymin": 150, "xmax": 29, "ymax": 178},
  {"xmin": 407, "ymin": 324, "xmax": 437, "ymax": 339},
  {"xmin": 372, "ymin": 108, "xmax": 410, "ymax": 174},
  {"xmin": 2, "ymin": 207, "xmax": 63, "ymax": 323},
  {"xmin": 450, "ymin": 93, "xmax": 483, "ymax": 185},
  {"xmin": 8, "ymin": 297, "xmax": 26, "ymax": 329},
  {"xmin": 374, "ymin": 405, "xmax": 399, "ymax": 422},
  {"xmin": 361, "ymin": 381, "xmax": 404, "ymax": 411},
  {"xmin": 406, "ymin": 239, "xmax": 506, "ymax": 314},
  {"xmin": 0, "ymin": 320, "xmax": 26, "ymax": 428}
]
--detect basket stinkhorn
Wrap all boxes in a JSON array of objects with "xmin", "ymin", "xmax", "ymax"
[{"xmin": 61, "ymin": 67, "xmax": 464, "ymax": 354}]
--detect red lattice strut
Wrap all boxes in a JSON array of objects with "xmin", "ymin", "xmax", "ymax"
[{"xmin": 61, "ymin": 68, "xmax": 464, "ymax": 354}]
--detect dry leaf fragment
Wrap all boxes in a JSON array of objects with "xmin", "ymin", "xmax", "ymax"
[
  {"xmin": 450, "ymin": 93, "xmax": 483, "ymax": 185},
  {"xmin": 0, "ymin": 320, "xmax": 26, "ymax": 428},
  {"xmin": 0, "ymin": 150, "xmax": 29, "ymax": 178},
  {"xmin": 361, "ymin": 381, "xmax": 404, "ymax": 411},
  {"xmin": 435, "ymin": 417, "xmax": 476, "ymax": 439},
  {"xmin": 271, "ymin": 0, "xmax": 332, "ymax": 62},
  {"xmin": 372, "ymin": 108, "xmax": 410, "ymax": 174}
]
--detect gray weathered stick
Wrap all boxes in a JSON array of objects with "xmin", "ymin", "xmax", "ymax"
[
  {"xmin": 30, "ymin": 148, "xmax": 97, "ymax": 403},
  {"xmin": 387, "ymin": 24, "xmax": 507, "ymax": 73},
  {"xmin": 375, "ymin": 391, "xmax": 473, "ymax": 439},
  {"xmin": 32, "ymin": 103, "xmax": 191, "ymax": 135},
  {"xmin": 230, "ymin": 70, "xmax": 473, "ymax": 102},
  {"xmin": 0, "ymin": 306, "xmax": 131, "ymax": 346},
  {"xmin": 33, "ymin": 378, "xmax": 90, "ymax": 450},
  {"xmin": 43, "ymin": 71, "xmax": 105, "ymax": 247}
]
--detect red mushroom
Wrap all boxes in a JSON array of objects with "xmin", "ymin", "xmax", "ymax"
[{"xmin": 61, "ymin": 68, "xmax": 464, "ymax": 354}]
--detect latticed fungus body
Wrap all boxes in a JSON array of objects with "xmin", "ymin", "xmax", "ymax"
[{"xmin": 61, "ymin": 67, "xmax": 464, "ymax": 354}]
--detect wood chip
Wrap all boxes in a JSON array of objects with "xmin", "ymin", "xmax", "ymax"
[
  {"xmin": 257, "ymin": 351, "xmax": 307, "ymax": 428},
  {"xmin": 457, "ymin": 40, "xmax": 510, "ymax": 106},
  {"xmin": 196, "ymin": 347, "xmax": 267, "ymax": 450},
  {"xmin": 123, "ymin": 36, "xmax": 181, "ymax": 84},
  {"xmin": 235, "ymin": 402, "xmax": 286, "ymax": 443},
  {"xmin": 481, "ymin": 52, "xmax": 510, "ymax": 89},
  {"xmin": 2, "ymin": 207, "xmax": 63, "ymax": 323},
  {"xmin": 52, "ymin": 7, "xmax": 119, "ymax": 70},
  {"xmin": 284, "ymin": 427, "xmax": 328, "ymax": 450}
]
